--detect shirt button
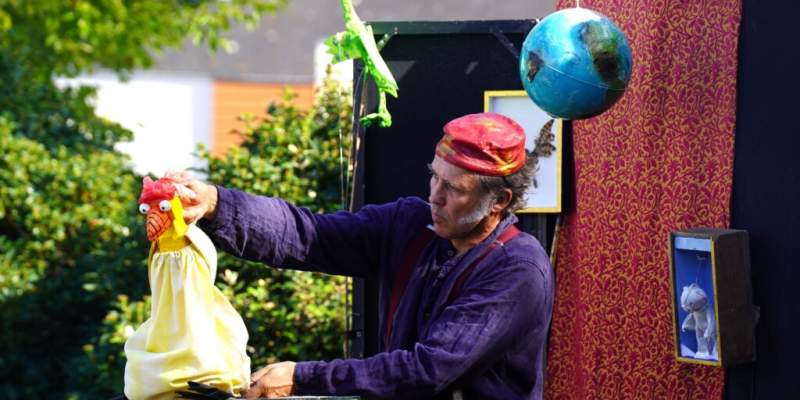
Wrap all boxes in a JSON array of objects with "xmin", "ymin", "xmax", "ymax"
[
  {"xmin": 423, "ymin": 313, "xmax": 432, "ymax": 320},
  {"xmin": 447, "ymin": 250, "xmax": 454, "ymax": 257}
]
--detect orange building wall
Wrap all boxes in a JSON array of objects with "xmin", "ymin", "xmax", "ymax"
[{"xmin": 212, "ymin": 81, "xmax": 314, "ymax": 158}]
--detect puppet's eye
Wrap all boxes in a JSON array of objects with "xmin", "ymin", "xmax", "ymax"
[
  {"xmin": 139, "ymin": 203, "xmax": 151, "ymax": 214},
  {"xmin": 159, "ymin": 200, "xmax": 172, "ymax": 212}
]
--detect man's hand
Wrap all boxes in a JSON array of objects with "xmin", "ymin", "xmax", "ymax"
[
  {"xmin": 182, "ymin": 179, "xmax": 219, "ymax": 225},
  {"xmin": 245, "ymin": 361, "xmax": 296, "ymax": 399}
]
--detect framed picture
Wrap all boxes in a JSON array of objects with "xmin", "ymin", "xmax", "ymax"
[{"xmin": 484, "ymin": 90, "xmax": 562, "ymax": 213}]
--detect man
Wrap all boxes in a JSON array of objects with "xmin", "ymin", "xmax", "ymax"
[{"xmin": 182, "ymin": 113, "xmax": 555, "ymax": 399}]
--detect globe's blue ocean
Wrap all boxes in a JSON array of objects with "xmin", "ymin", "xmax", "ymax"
[{"xmin": 520, "ymin": 8, "xmax": 632, "ymax": 120}]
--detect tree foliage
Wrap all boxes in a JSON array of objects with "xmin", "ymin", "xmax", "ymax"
[
  {"xmin": 60, "ymin": 75, "xmax": 354, "ymax": 399},
  {"xmin": 0, "ymin": 0, "xmax": 357, "ymax": 398},
  {"xmin": 0, "ymin": 0, "xmax": 288, "ymax": 79},
  {"xmin": 0, "ymin": 49, "xmax": 149, "ymax": 400}
]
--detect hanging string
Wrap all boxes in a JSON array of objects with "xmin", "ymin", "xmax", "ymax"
[
  {"xmin": 336, "ymin": 41, "xmax": 366, "ymax": 360},
  {"xmin": 338, "ymin": 39, "xmax": 347, "ymax": 212},
  {"xmin": 695, "ymin": 253, "xmax": 706, "ymax": 284},
  {"xmin": 335, "ymin": 35, "xmax": 370, "ymax": 359},
  {"xmin": 335, "ymin": 39, "xmax": 352, "ymax": 360}
]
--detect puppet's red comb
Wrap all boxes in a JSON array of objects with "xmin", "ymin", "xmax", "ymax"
[{"xmin": 139, "ymin": 176, "xmax": 176, "ymax": 204}]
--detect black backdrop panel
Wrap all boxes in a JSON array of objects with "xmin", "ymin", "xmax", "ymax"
[
  {"xmin": 364, "ymin": 25, "xmax": 530, "ymax": 205},
  {"xmin": 727, "ymin": 1, "xmax": 800, "ymax": 399},
  {"xmin": 354, "ymin": 21, "xmax": 540, "ymax": 358}
]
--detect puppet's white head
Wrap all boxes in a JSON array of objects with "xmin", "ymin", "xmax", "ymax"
[{"xmin": 681, "ymin": 284, "xmax": 708, "ymax": 313}]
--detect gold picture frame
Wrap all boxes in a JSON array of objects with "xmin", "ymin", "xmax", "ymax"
[{"xmin": 484, "ymin": 90, "xmax": 563, "ymax": 213}]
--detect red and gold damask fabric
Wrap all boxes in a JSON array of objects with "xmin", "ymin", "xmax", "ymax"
[{"xmin": 545, "ymin": 1, "xmax": 741, "ymax": 399}]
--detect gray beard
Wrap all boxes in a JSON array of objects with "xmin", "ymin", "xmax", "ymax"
[{"xmin": 457, "ymin": 195, "xmax": 495, "ymax": 225}]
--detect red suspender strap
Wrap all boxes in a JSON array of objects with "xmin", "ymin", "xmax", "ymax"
[
  {"xmin": 385, "ymin": 225, "xmax": 522, "ymax": 348},
  {"xmin": 386, "ymin": 228, "xmax": 436, "ymax": 348},
  {"xmin": 446, "ymin": 225, "xmax": 521, "ymax": 306},
  {"xmin": 446, "ymin": 225, "xmax": 521, "ymax": 400}
]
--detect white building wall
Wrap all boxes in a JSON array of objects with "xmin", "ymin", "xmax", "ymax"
[
  {"xmin": 314, "ymin": 40, "xmax": 354, "ymax": 88},
  {"xmin": 60, "ymin": 71, "xmax": 213, "ymax": 178}
]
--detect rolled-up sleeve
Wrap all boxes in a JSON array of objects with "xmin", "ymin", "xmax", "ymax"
[{"xmin": 201, "ymin": 186, "xmax": 398, "ymax": 279}]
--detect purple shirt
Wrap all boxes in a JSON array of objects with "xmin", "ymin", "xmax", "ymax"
[{"xmin": 201, "ymin": 188, "xmax": 554, "ymax": 400}]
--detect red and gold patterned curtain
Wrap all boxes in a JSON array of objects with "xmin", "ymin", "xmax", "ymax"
[{"xmin": 545, "ymin": 0, "xmax": 742, "ymax": 398}]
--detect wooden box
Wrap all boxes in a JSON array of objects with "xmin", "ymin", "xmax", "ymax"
[{"xmin": 668, "ymin": 227, "xmax": 756, "ymax": 366}]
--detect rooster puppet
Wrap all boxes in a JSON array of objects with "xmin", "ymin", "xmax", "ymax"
[{"xmin": 124, "ymin": 171, "xmax": 250, "ymax": 400}]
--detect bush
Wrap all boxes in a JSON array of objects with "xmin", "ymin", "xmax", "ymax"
[
  {"xmin": 196, "ymin": 70, "xmax": 354, "ymax": 367},
  {"xmin": 0, "ymin": 45, "xmax": 354, "ymax": 397},
  {"xmin": 0, "ymin": 52, "xmax": 150, "ymax": 399},
  {"xmin": 0, "ymin": 1, "xmax": 351, "ymax": 398},
  {"xmin": 58, "ymin": 70, "xmax": 354, "ymax": 399}
]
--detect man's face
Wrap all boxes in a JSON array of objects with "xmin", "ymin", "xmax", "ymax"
[{"xmin": 428, "ymin": 156, "xmax": 488, "ymax": 240}]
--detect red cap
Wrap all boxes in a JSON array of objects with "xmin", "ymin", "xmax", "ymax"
[{"xmin": 435, "ymin": 113, "xmax": 526, "ymax": 176}]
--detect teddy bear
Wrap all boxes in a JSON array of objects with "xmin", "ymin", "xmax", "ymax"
[{"xmin": 681, "ymin": 284, "xmax": 717, "ymax": 359}]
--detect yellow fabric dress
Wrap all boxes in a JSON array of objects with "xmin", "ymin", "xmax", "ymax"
[{"xmin": 124, "ymin": 225, "xmax": 250, "ymax": 400}]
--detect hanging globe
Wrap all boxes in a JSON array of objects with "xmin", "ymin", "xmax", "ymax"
[{"xmin": 520, "ymin": 8, "xmax": 632, "ymax": 120}]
